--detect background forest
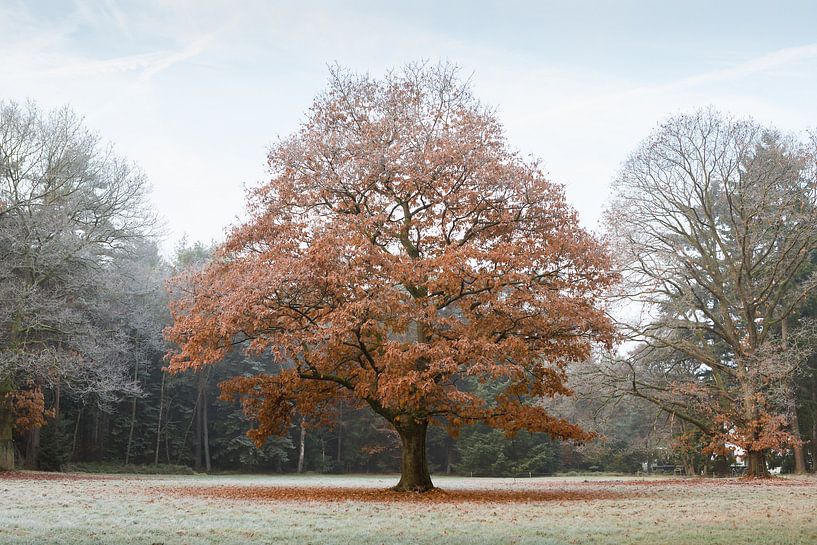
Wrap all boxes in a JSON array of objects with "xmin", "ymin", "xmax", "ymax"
[{"xmin": 2, "ymin": 93, "xmax": 817, "ymax": 479}]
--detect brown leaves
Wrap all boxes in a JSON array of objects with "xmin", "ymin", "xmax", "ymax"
[
  {"xmin": 4, "ymin": 385, "xmax": 54, "ymax": 431},
  {"xmin": 164, "ymin": 63, "xmax": 616, "ymax": 449},
  {"xmin": 0, "ymin": 471, "xmax": 111, "ymax": 481},
  {"xmin": 170, "ymin": 485, "xmax": 630, "ymax": 504}
]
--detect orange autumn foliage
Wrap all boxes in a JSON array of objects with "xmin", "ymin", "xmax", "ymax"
[
  {"xmin": 166, "ymin": 64, "xmax": 616, "ymax": 466},
  {"xmin": 5, "ymin": 386, "xmax": 54, "ymax": 431}
]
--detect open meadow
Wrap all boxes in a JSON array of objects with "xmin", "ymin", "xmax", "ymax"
[{"xmin": 2, "ymin": 472, "xmax": 816, "ymax": 545}]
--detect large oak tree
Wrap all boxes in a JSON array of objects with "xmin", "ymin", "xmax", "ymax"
[{"xmin": 166, "ymin": 64, "xmax": 616, "ymax": 491}]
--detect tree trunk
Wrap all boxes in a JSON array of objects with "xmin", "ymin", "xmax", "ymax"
[
  {"xmin": 745, "ymin": 450, "xmax": 768, "ymax": 478},
  {"xmin": 392, "ymin": 418, "xmax": 433, "ymax": 492},
  {"xmin": 320, "ymin": 437, "xmax": 325, "ymax": 470},
  {"xmin": 445, "ymin": 437, "xmax": 453, "ymax": 475},
  {"xmin": 54, "ymin": 384, "xmax": 60, "ymax": 421},
  {"xmin": 781, "ymin": 320, "xmax": 806, "ymax": 474},
  {"xmin": 202, "ymin": 388, "xmax": 211, "ymax": 473},
  {"xmin": 70, "ymin": 406, "xmax": 82, "ymax": 461},
  {"xmin": 812, "ymin": 383, "xmax": 817, "ymax": 473},
  {"xmin": 99, "ymin": 412, "xmax": 108, "ymax": 460},
  {"xmin": 194, "ymin": 394, "xmax": 202, "ymax": 470},
  {"xmin": 297, "ymin": 417, "xmax": 306, "ymax": 473},
  {"xmin": 0, "ymin": 380, "xmax": 14, "ymax": 471},
  {"xmin": 164, "ymin": 398, "xmax": 173, "ymax": 465},
  {"xmin": 791, "ymin": 410, "xmax": 807, "ymax": 475},
  {"xmin": 24, "ymin": 427, "xmax": 40, "ymax": 468},
  {"xmin": 154, "ymin": 372, "xmax": 165, "ymax": 466},
  {"xmin": 124, "ymin": 363, "xmax": 138, "ymax": 465},
  {"xmin": 336, "ymin": 402, "xmax": 343, "ymax": 471},
  {"xmin": 90, "ymin": 408, "xmax": 99, "ymax": 459},
  {"xmin": 125, "ymin": 395, "xmax": 137, "ymax": 466},
  {"xmin": 713, "ymin": 456, "xmax": 730, "ymax": 477}
]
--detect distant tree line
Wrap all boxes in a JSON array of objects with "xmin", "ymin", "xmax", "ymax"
[{"xmin": 2, "ymin": 69, "xmax": 817, "ymax": 479}]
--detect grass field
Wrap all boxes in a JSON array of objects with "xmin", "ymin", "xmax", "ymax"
[{"xmin": 2, "ymin": 472, "xmax": 816, "ymax": 545}]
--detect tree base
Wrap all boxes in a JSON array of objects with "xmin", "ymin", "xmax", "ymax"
[
  {"xmin": 393, "ymin": 417, "xmax": 434, "ymax": 493},
  {"xmin": 391, "ymin": 480, "xmax": 435, "ymax": 493},
  {"xmin": 744, "ymin": 450, "xmax": 769, "ymax": 478},
  {"xmin": 741, "ymin": 473, "xmax": 773, "ymax": 480}
]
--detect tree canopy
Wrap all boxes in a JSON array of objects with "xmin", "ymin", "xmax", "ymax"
[
  {"xmin": 166, "ymin": 63, "xmax": 617, "ymax": 491},
  {"xmin": 0, "ymin": 100, "xmax": 159, "ymax": 470},
  {"xmin": 603, "ymin": 109, "xmax": 817, "ymax": 476}
]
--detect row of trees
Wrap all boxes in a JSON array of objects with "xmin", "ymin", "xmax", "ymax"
[
  {"xmin": 3, "ymin": 63, "xmax": 817, "ymax": 489},
  {"xmin": 0, "ymin": 102, "xmax": 639, "ymax": 476}
]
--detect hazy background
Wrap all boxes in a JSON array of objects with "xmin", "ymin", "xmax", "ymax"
[{"xmin": 2, "ymin": 0, "xmax": 816, "ymax": 252}]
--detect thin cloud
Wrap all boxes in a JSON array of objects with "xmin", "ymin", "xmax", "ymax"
[
  {"xmin": 2, "ymin": 51, "xmax": 165, "ymax": 79},
  {"xmin": 656, "ymin": 42, "xmax": 817, "ymax": 91},
  {"xmin": 530, "ymin": 42, "xmax": 817, "ymax": 119},
  {"xmin": 137, "ymin": 32, "xmax": 219, "ymax": 83}
]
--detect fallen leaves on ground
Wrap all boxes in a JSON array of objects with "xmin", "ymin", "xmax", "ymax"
[
  {"xmin": 0, "ymin": 471, "xmax": 111, "ymax": 481},
  {"xmin": 168, "ymin": 485, "xmax": 634, "ymax": 504}
]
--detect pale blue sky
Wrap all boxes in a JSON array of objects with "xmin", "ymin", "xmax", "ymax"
[{"xmin": 2, "ymin": 0, "xmax": 816, "ymax": 252}]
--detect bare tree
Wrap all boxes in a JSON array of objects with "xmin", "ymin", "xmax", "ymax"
[
  {"xmin": 0, "ymin": 100, "xmax": 159, "ymax": 469},
  {"xmin": 605, "ymin": 109, "xmax": 817, "ymax": 477}
]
